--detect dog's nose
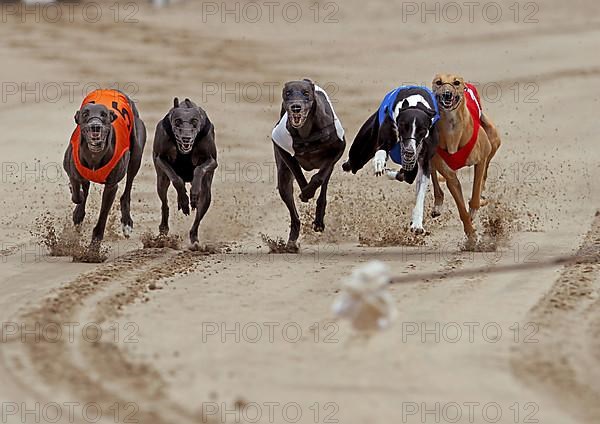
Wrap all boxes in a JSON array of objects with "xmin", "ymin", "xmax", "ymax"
[
  {"xmin": 290, "ymin": 104, "xmax": 302, "ymax": 113},
  {"xmin": 442, "ymin": 91, "xmax": 453, "ymax": 100},
  {"xmin": 182, "ymin": 136, "xmax": 192, "ymax": 143}
]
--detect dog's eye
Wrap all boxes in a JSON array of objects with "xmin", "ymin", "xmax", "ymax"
[
  {"xmin": 285, "ymin": 91, "xmax": 291, "ymax": 97},
  {"xmin": 302, "ymin": 90, "xmax": 310, "ymax": 97},
  {"xmin": 436, "ymin": 80, "xmax": 443, "ymax": 86},
  {"xmin": 101, "ymin": 112, "xmax": 107, "ymax": 118},
  {"xmin": 191, "ymin": 119, "xmax": 199, "ymax": 127},
  {"xmin": 453, "ymin": 81, "xmax": 461, "ymax": 86},
  {"xmin": 175, "ymin": 119, "xmax": 183, "ymax": 126}
]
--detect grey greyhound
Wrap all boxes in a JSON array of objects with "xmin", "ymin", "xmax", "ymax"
[
  {"xmin": 272, "ymin": 79, "xmax": 346, "ymax": 252},
  {"xmin": 153, "ymin": 98, "xmax": 217, "ymax": 249},
  {"xmin": 63, "ymin": 89, "xmax": 146, "ymax": 248}
]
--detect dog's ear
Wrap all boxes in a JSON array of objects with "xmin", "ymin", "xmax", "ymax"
[
  {"xmin": 110, "ymin": 110, "xmax": 118, "ymax": 123},
  {"xmin": 173, "ymin": 97, "xmax": 180, "ymax": 108},
  {"xmin": 416, "ymin": 102, "xmax": 436, "ymax": 117},
  {"xmin": 303, "ymin": 78, "xmax": 316, "ymax": 92},
  {"xmin": 425, "ymin": 107, "xmax": 437, "ymax": 119},
  {"xmin": 74, "ymin": 111, "xmax": 81, "ymax": 124}
]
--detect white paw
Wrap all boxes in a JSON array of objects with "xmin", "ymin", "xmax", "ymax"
[
  {"xmin": 373, "ymin": 150, "xmax": 387, "ymax": 176},
  {"xmin": 122, "ymin": 225, "xmax": 133, "ymax": 238},
  {"xmin": 188, "ymin": 241, "xmax": 201, "ymax": 251},
  {"xmin": 410, "ymin": 222, "xmax": 425, "ymax": 234},
  {"xmin": 385, "ymin": 170, "xmax": 398, "ymax": 180}
]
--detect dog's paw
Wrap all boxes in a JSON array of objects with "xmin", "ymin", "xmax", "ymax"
[
  {"xmin": 188, "ymin": 241, "xmax": 201, "ymax": 252},
  {"xmin": 159, "ymin": 224, "xmax": 169, "ymax": 236},
  {"xmin": 177, "ymin": 191, "xmax": 190, "ymax": 215},
  {"xmin": 410, "ymin": 222, "xmax": 425, "ymax": 235},
  {"xmin": 285, "ymin": 240, "xmax": 299, "ymax": 253},
  {"xmin": 122, "ymin": 224, "xmax": 133, "ymax": 239},
  {"xmin": 313, "ymin": 221, "xmax": 325, "ymax": 232},
  {"xmin": 464, "ymin": 233, "xmax": 479, "ymax": 251},
  {"xmin": 385, "ymin": 169, "xmax": 399, "ymax": 180},
  {"xmin": 300, "ymin": 185, "xmax": 317, "ymax": 202},
  {"xmin": 73, "ymin": 205, "xmax": 86, "ymax": 225}
]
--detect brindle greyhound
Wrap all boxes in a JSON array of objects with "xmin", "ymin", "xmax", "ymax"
[
  {"xmin": 430, "ymin": 74, "xmax": 502, "ymax": 245},
  {"xmin": 153, "ymin": 98, "xmax": 217, "ymax": 249},
  {"xmin": 63, "ymin": 89, "xmax": 146, "ymax": 248},
  {"xmin": 272, "ymin": 79, "xmax": 346, "ymax": 252}
]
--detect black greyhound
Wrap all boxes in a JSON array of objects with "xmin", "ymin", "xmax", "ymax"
[
  {"xmin": 153, "ymin": 98, "xmax": 217, "ymax": 249},
  {"xmin": 272, "ymin": 79, "xmax": 346, "ymax": 252},
  {"xmin": 342, "ymin": 86, "xmax": 440, "ymax": 233},
  {"xmin": 63, "ymin": 89, "xmax": 146, "ymax": 248}
]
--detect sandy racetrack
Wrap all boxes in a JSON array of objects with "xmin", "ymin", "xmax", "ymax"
[{"xmin": 0, "ymin": 1, "xmax": 599, "ymax": 423}]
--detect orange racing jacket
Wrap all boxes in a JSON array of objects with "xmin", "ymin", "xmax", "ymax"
[{"xmin": 70, "ymin": 90, "xmax": 133, "ymax": 184}]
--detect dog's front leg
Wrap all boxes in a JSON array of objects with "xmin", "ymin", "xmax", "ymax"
[
  {"xmin": 189, "ymin": 171, "xmax": 215, "ymax": 249},
  {"xmin": 469, "ymin": 162, "xmax": 486, "ymax": 220},
  {"xmin": 73, "ymin": 180, "xmax": 90, "ymax": 226},
  {"xmin": 69, "ymin": 177, "xmax": 83, "ymax": 204},
  {"xmin": 91, "ymin": 183, "xmax": 118, "ymax": 243},
  {"xmin": 313, "ymin": 168, "xmax": 334, "ymax": 232},
  {"xmin": 190, "ymin": 158, "xmax": 217, "ymax": 210},
  {"xmin": 274, "ymin": 145, "xmax": 308, "ymax": 189},
  {"xmin": 154, "ymin": 155, "xmax": 190, "ymax": 215},
  {"xmin": 431, "ymin": 167, "xmax": 444, "ymax": 218},
  {"xmin": 411, "ymin": 168, "xmax": 430, "ymax": 234}
]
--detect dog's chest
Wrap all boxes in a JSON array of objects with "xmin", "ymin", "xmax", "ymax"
[
  {"xmin": 293, "ymin": 135, "xmax": 343, "ymax": 170},
  {"xmin": 171, "ymin": 152, "xmax": 196, "ymax": 182}
]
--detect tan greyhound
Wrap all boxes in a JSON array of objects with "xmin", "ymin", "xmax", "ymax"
[{"xmin": 430, "ymin": 74, "xmax": 501, "ymax": 245}]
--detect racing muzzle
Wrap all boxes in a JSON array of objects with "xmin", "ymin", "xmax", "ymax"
[
  {"xmin": 81, "ymin": 118, "xmax": 110, "ymax": 153},
  {"xmin": 400, "ymin": 133, "xmax": 428, "ymax": 172},
  {"xmin": 173, "ymin": 127, "xmax": 198, "ymax": 154}
]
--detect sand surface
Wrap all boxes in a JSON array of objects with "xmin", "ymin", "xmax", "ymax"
[{"xmin": 0, "ymin": 1, "xmax": 599, "ymax": 423}]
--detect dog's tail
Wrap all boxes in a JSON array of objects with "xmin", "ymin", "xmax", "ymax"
[{"xmin": 342, "ymin": 111, "xmax": 380, "ymax": 174}]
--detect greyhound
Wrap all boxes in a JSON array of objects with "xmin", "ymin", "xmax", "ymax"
[
  {"xmin": 430, "ymin": 74, "xmax": 502, "ymax": 245},
  {"xmin": 272, "ymin": 79, "xmax": 346, "ymax": 252},
  {"xmin": 342, "ymin": 86, "xmax": 440, "ymax": 233},
  {"xmin": 63, "ymin": 89, "xmax": 146, "ymax": 247},
  {"xmin": 153, "ymin": 98, "xmax": 217, "ymax": 249}
]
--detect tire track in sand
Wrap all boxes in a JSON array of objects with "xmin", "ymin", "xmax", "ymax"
[
  {"xmin": 1, "ymin": 247, "xmax": 218, "ymax": 424},
  {"xmin": 512, "ymin": 211, "xmax": 600, "ymax": 422}
]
